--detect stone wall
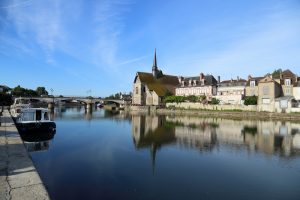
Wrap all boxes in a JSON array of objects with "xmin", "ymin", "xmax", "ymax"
[
  {"xmin": 293, "ymin": 87, "xmax": 300, "ymax": 100},
  {"xmin": 166, "ymin": 102, "xmax": 257, "ymax": 111},
  {"xmin": 130, "ymin": 105, "xmax": 150, "ymax": 113}
]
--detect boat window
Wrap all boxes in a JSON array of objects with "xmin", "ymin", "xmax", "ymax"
[
  {"xmin": 44, "ymin": 112, "xmax": 49, "ymax": 120},
  {"xmin": 22, "ymin": 112, "xmax": 35, "ymax": 121},
  {"xmin": 36, "ymin": 110, "xmax": 42, "ymax": 121}
]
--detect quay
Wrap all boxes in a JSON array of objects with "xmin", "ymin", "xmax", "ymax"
[{"xmin": 0, "ymin": 108, "xmax": 50, "ymax": 200}]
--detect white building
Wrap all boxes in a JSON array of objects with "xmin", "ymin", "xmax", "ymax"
[
  {"xmin": 215, "ymin": 78, "xmax": 247, "ymax": 105},
  {"xmin": 175, "ymin": 73, "xmax": 218, "ymax": 100}
]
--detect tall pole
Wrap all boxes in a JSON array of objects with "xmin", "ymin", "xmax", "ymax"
[{"xmin": 50, "ymin": 88, "xmax": 54, "ymax": 103}]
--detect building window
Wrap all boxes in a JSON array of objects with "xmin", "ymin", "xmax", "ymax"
[
  {"xmin": 250, "ymin": 80, "xmax": 255, "ymax": 87},
  {"xmin": 262, "ymin": 98, "xmax": 270, "ymax": 104},
  {"xmin": 263, "ymin": 86, "xmax": 269, "ymax": 95},
  {"xmin": 135, "ymin": 87, "xmax": 138, "ymax": 94},
  {"xmin": 285, "ymin": 88, "xmax": 290, "ymax": 95},
  {"xmin": 285, "ymin": 79, "xmax": 291, "ymax": 86},
  {"xmin": 143, "ymin": 86, "xmax": 146, "ymax": 93}
]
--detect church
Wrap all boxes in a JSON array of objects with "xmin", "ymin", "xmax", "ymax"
[{"xmin": 132, "ymin": 50, "xmax": 179, "ymax": 106}]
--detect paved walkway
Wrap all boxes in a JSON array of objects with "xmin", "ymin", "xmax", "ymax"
[{"xmin": 0, "ymin": 108, "xmax": 50, "ymax": 200}]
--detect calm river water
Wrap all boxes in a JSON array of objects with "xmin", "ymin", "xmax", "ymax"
[{"xmin": 21, "ymin": 106, "xmax": 300, "ymax": 200}]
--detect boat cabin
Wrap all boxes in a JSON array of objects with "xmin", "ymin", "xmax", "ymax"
[{"xmin": 19, "ymin": 108, "xmax": 51, "ymax": 122}]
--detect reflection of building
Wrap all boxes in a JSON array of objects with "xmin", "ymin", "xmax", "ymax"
[
  {"xmin": 165, "ymin": 116, "xmax": 300, "ymax": 157},
  {"xmin": 132, "ymin": 115, "xmax": 176, "ymax": 172},
  {"xmin": 131, "ymin": 115, "xmax": 300, "ymax": 173}
]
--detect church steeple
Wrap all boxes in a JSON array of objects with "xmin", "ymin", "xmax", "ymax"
[
  {"xmin": 152, "ymin": 48, "xmax": 158, "ymax": 78},
  {"xmin": 153, "ymin": 48, "xmax": 157, "ymax": 69}
]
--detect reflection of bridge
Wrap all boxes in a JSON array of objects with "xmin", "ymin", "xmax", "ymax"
[{"xmin": 17, "ymin": 97, "xmax": 131, "ymax": 109}]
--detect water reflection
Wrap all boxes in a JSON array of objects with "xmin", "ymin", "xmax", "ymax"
[
  {"xmin": 20, "ymin": 131, "xmax": 55, "ymax": 152},
  {"xmin": 51, "ymin": 105, "xmax": 131, "ymax": 121},
  {"xmin": 132, "ymin": 115, "xmax": 300, "ymax": 160},
  {"xmin": 28, "ymin": 108, "xmax": 300, "ymax": 200}
]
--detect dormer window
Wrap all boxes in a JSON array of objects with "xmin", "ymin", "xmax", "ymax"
[
  {"xmin": 193, "ymin": 80, "xmax": 197, "ymax": 86},
  {"xmin": 181, "ymin": 81, "xmax": 185, "ymax": 87},
  {"xmin": 285, "ymin": 78, "xmax": 291, "ymax": 86},
  {"xmin": 250, "ymin": 80, "xmax": 255, "ymax": 87}
]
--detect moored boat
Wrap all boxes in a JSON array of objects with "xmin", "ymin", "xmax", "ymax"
[
  {"xmin": 16, "ymin": 108, "xmax": 56, "ymax": 133},
  {"xmin": 10, "ymin": 97, "xmax": 31, "ymax": 117}
]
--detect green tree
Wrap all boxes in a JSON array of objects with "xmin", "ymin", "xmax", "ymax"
[
  {"xmin": 244, "ymin": 96, "xmax": 258, "ymax": 105},
  {"xmin": 186, "ymin": 95, "xmax": 198, "ymax": 102},
  {"xmin": 210, "ymin": 98, "xmax": 220, "ymax": 105},
  {"xmin": 36, "ymin": 87, "xmax": 48, "ymax": 96},
  {"xmin": 0, "ymin": 93, "xmax": 13, "ymax": 106},
  {"xmin": 11, "ymin": 85, "xmax": 38, "ymax": 97},
  {"xmin": 272, "ymin": 68, "xmax": 282, "ymax": 78}
]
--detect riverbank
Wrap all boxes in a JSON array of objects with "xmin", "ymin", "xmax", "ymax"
[
  {"xmin": 0, "ymin": 108, "xmax": 50, "ymax": 200},
  {"xmin": 155, "ymin": 108, "xmax": 300, "ymax": 121},
  {"xmin": 128, "ymin": 105, "xmax": 300, "ymax": 121}
]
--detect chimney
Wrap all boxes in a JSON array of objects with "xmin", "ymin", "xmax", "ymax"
[
  {"xmin": 200, "ymin": 73, "xmax": 204, "ymax": 80},
  {"xmin": 237, "ymin": 76, "xmax": 239, "ymax": 81},
  {"xmin": 218, "ymin": 76, "xmax": 220, "ymax": 83},
  {"xmin": 178, "ymin": 76, "xmax": 182, "ymax": 82},
  {"xmin": 280, "ymin": 72, "xmax": 283, "ymax": 79}
]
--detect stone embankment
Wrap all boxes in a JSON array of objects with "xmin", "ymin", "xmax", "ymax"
[
  {"xmin": 129, "ymin": 105, "xmax": 300, "ymax": 121},
  {"xmin": 156, "ymin": 108, "xmax": 300, "ymax": 121},
  {"xmin": 0, "ymin": 108, "xmax": 50, "ymax": 200}
]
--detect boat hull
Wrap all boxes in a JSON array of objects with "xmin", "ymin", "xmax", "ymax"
[{"xmin": 16, "ymin": 122, "xmax": 56, "ymax": 133}]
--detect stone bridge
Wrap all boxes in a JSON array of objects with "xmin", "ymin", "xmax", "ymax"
[{"xmin": 16, "ymin": 96, "xmax": 131, "ymax": 108}]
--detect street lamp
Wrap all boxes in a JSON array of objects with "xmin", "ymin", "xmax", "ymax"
[{"xmin": 50, "ymin": 88, "xmax": 54, "ymax": 103}]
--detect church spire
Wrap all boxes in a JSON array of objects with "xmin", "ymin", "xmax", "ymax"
[
  {"xmin": 152, "ymin": 48, "xmax": 158, "ymax": 78},
  {"xmin": 153, "ymin": 48, "xmax": 157, "ymax": 69}
]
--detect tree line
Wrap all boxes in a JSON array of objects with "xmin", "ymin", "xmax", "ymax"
[{"xmin": 0, "ymin": 85, "xmax": 49, "ymax": 106}]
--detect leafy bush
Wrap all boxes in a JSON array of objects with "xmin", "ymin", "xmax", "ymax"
[
  {"xmin": 185, "ymin": 95, "xmax": 198, "ymax": 102},
  {"xmin": 0, "ymin": 93, "xmax": 13, "ymax": 106},
  {"xmin": 210, "ymin": 98, "xmax": 220, "ymax": 105},
  {"xmin": 244, "ymin": 96, "xmax": 257, "ymax": 105},
  {"xmin": 164, "ymin": 95, "xmax": 186, "ymax": 103},
  {"xmin": 199, "ymin": 95, "xmax": 206, "ymax": 102}
]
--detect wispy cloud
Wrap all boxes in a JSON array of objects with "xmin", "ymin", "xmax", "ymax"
[
  {"xmin": 165, "ymin": 7, "xmax": 300, "ymax": 78},
  {"xmin": 117, "ymin": 54, "xmax": 150, "ymax": 66},
  {"xmin": 1, "ymin": 0, "xmax": 135, "ymax": 70},
  {"xmin": 3, "ymin": 0, "xmax": 64, "ymax": 64},
  {"xmin": 92, "ymin": 0, "xmax": 133, "ymax": 70}
]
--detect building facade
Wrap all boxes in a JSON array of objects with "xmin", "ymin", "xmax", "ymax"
[
  {"xmin": 245, "ymin": 75, "xmax": 264, "ymax": 97},
  {"xmin": 215, "ymin": 77, "xmax": 247, "ymax": 104},
  {"xmin": 175, "ymin": 73, "xmax": 218, "ymax": 100},
  {"xmin": 132, "ymin": 50, "xmax": 179, "ymax": 106},
  {"xmin": 257, "ymin": 75, "xmax": 282, "ymax": 111}
]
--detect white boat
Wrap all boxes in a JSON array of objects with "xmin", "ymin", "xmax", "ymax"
[
  {"xmin": 10, "ymin": 97, "xmax": 31, "ymax": 117},
  {"xmin": 16, "ymin": 108, "xmax": 56, "ymax": 133}
]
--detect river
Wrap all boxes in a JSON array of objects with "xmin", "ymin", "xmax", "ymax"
[{"xmin": 21, "ymin": 106, "xmax": 300, "ymax": 200}]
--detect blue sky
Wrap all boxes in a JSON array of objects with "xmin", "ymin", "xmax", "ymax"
[{"xmin": 0, "ymin": 0, "xmax": 300, "ymax": 96}]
